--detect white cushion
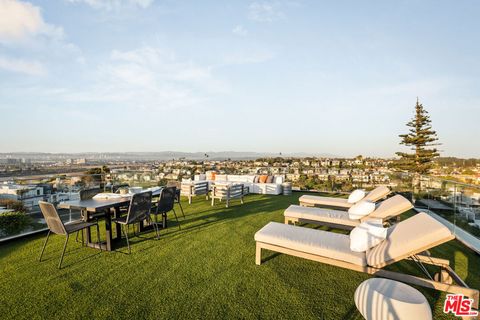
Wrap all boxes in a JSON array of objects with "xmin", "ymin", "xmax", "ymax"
[
  {"xmin": 348, "ymin": 200, "xmax": 376, "ymax": 220},
  {"xmin": 226, "ymin": 175, "xmax": 241, "ymax": 182},
  {"xmin": 215, "ymin": 174, "xmax": 227, "ymax": 182},
  {"xmin": 255, "ymin": 222, "xmax": 367, "ymax": 266},
  {"xmin": 284, "ymin": 205, "xmax": 360, "ymax": 228},
  {"xmin": 350, "ymin": 221, "xmax": 387, "ymax": 252},
  {"xmin": 348, "ymin": 189, "xmax": 366, "ymax": 204},
  {"xmin": 194, "ymin": 174, "xmax": 206, "ymax": 181},
  {"xmin": 275, "ymin": 175, "xmax": 284, "ymax": 184}
]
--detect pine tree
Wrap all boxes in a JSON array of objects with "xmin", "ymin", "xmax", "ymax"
[{"xmin": 396, "ymin": 98, "xmax": 440, "ymax": 175}]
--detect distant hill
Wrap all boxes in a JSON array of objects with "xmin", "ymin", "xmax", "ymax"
[{"xmin": 0, "ymin": 151, "xmax": 339, "ymax": 161}]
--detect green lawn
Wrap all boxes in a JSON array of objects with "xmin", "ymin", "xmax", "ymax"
[{"xmin": 0, "ymin": 193, "xmax": 478, "ymax": 319}]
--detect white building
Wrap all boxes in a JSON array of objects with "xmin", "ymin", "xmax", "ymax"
[{"xmin": 0, "ymin": 183, "xmax": 44, "ymax": 210}]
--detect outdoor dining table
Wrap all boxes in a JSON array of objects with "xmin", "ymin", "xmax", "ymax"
[{"xmin": 58, "ymin": 189, "xmax": 162, "ymax": 251}]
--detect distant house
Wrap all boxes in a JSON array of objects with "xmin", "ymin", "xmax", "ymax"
[{"xmin": 0, "ymin": 183, "xmax": 44, "ymax": 210}]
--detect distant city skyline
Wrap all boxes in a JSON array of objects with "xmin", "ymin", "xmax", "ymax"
[{"xmin": 0, "ymin": 0, "xmax": 479, "ymax": 157}]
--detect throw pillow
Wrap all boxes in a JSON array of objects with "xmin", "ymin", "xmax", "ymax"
[
  {"xmin": 348, "ymin": 189, "xmax": 366, "ymax": 204},
  {"xmin": 350, "ymin": 221, "xmax": 388, "ymax": 252},
  {"xmin": 348, "ymin": 200, "xmax": 376, "ymax": 220}
]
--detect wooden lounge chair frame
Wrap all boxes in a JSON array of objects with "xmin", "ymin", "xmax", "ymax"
[
  {"xmin": 181, "ymin": 181, "xmax": 209, "ymax": 204},
  {"xmin": 255, "ymin": 234, "xmax": 479, "ymax": 310},
  {"xmin": 211, "ymin": 183, "xmax": 245, "ymax": 208}
]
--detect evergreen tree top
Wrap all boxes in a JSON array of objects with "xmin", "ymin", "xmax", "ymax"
[{"xmin": 395, "ymin": 98, "xmax": 441, "ymax": 174}]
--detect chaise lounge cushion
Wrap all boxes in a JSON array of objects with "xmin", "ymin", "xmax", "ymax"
[
  {"xmin": 366, "ymin": 212, "xmax": 453, "ymax": 267},
  {"xmin": 299, "ymin": 186, "xmax": 391, "ymax": 209},
  {"xmin": 284, "ymin": 205, "xmax": 360, "ymax": 228},
  {"xmin": 286, "ymin": 195, "xmax": 412, "ymax": 227},
  {"xmin": 299, "ymin": 195, "xmax": 351, "ymax": 208},
  {"xmin": 368, "ymin": 195, "xmax": 413, "ymax": 220},
  {"xmin": 363, "ymin": 186, "xmax": 391, "ymax": 202},
  {"xmin": 255, "ymin": 222, "xmax": 367, "ymax": 266}
]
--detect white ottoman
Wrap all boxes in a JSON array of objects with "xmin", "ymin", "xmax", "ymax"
[{"xmin": 354, "ymin": 278, "xmax": 432, "ymax": 320}]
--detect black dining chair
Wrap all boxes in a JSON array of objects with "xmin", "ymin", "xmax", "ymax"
[
  {"xmin": 38, "ymin": 201, "xmax": 102, "ymax": 269},
  {"xmin": 150, "ymin": 187, "xmax": 180, "ymax": 237},
  {"xmin": 166, "ymin": 181, "xmax": 185, "ymax": 218},
  {"xmin": 113, "ymin": 191, "xmax": 157, "ymax": 254}
]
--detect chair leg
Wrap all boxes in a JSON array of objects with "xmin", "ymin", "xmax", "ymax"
[
  {"xmin": 122, "ymin": 225, "xmax": 131, "ymax": 254},
  {"xmin": 172, "ymin": 209, "xmax": 181, "ymax": 230},
  {"xmin": 177, "ymin": 200, "xmax": 185, "ymax": 218},
  {"xmin": 39, "ymin": 231, "xmax": 51, "ymax": 262},
  {"xmin": 58, "ymin": 235, "xmax": 69, "ymax": 269},
  {"xmin": 96, "ymin": 224, "xmax": 102, "ymax": 252},
  {"xmin": 148, "ymin": 216, "xmax": 160, "ymax": 239}
]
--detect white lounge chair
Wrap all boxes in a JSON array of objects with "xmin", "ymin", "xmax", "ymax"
[
  {"xmin": 299, "ymin": 186, "xmax": 391, "ymax": 208},
  {"xmin": 254, "ymin": 212, "xmax": 479, "ymax": 309},
  {"xmin": 284, "ymin": 195, "xmax": 413, "ymax": 230}
]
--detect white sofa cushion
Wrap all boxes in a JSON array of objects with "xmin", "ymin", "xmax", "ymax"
[
  {"xmin": 275, "ymin": 175, "xmax": 284, "ymax": 184},
  {"xmin": 350, "ymin": 221, "xmax": 387, "ymax": 252},
  {"xmin": 253, "ymin": 183, "xmax": 282, "ymax": 195},
  {"xmin": 226, "ymin": 175, "xmax": 240, "ymax": 182},
  {"xmin": 255, "ymin": 222, "xmax": 367, "ymax": 266},
  {"xmin": 348, "ymin": 189, "xmax": 366, "ymax": 204},
  {"xmin": 194, "ymin": 174, "xmax": 206, "ymax": 181},
  {"xmin": 348, "ymin": 200, "xmax": 376, "ymax": 220},
  {"xmin": 215, "ymin": 174, "xmax": 227, "ymax": 182}
]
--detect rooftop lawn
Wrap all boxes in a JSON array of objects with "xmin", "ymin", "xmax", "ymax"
[{"xmin": 0, "ymin": 193, "xmax": 478, "ymax": 319}]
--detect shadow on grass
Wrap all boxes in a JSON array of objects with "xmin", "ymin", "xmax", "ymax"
[{"xmin": 37, "ymin": 236, "xmax": 103, "ymax": 269}]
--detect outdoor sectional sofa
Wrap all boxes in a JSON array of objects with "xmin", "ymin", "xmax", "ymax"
[{"xmin": 193, "ymin": 174, "xmax": 285, "ymax": 195}]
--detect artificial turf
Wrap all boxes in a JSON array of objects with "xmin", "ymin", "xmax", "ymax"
[{"xmin": 0, "ymin": 193, "xmax": 478, "ymax": 319}]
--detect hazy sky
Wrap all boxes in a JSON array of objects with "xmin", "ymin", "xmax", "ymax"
[{"xmin": 0, "ymin": 0, "xmax": 479, "ymax": 157}]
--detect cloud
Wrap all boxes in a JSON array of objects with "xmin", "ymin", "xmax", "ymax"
[
  {"xmin": 0, "ymin": 55, "xmax": 46, "ymax": 75},
  {"xmin": 0, "ymin": 0, "xmax": 63, "ymax": 44},
  {"xmin": 61, "ymin": 46, "xmax": 228, "ymax": 110},
  {"xmin": 67, "ymin": 0, "xmax": 154, "ymax": 10},
  {"xmin": 248, "ymin": 2, "xmax": 285, "ymax": 22},
  {"xmin": 366, "ymin": 78, "xmax": 454, "ymax": 97},
  {"xmin": 222, "ymin": 50, "xmax": 274, "ymax": 65},
  {"xmin": 0, "ymin": 0, "xmax": 83, "ymax": 75},
  {"xmin": 232, "ymin": 25, "xmax": 248, "ymax": 37}
]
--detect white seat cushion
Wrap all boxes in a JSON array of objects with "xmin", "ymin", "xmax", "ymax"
[
  {"xmin": 299, "ymin": 195, "xmax": 352, "ymax": 208},
  {"xmin": 255, "ymin": 222, "xmax": 367, "ymax": 266},
  {"xmin": 284, "ymin": 205, "xmax": 360, "ymax": 227}
]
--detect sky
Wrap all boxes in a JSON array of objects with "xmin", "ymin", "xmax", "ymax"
[{"xmin": 0, "ymin": 0, "xmax": 479, "ymax": 158}]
